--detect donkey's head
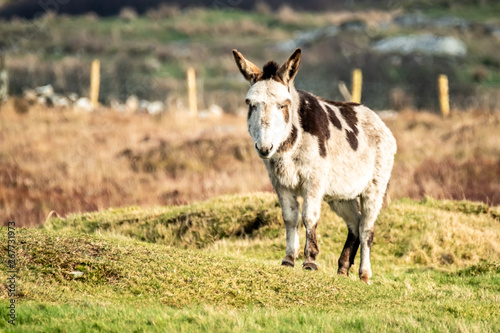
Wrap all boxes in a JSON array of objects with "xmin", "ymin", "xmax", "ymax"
[{"xmin": 232, "ymin": 49, "xmax": 301, "ymax": 159}]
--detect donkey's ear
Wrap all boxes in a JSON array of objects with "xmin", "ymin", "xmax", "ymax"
[
  {"xmin": 232, "ymin": 49, "xmax": 262, "ymax": 84},
  {"xmin": 277, "ymin": 48, "xmax": 301, "ymax": 86}
]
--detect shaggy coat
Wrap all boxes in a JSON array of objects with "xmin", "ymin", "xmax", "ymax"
[{"xmin": 233, "ymin": 48, "xmax": 397, "ymax": 283}]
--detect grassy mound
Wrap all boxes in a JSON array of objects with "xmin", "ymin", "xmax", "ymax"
[
  {"xmin": 45, "ymin": 193, "xmax": 284, "ymax": 248},
  {"xmin": 45, "ymin": 194, "xmax": 500, "ymax": 268},
  {"xmin": 1, "ymin": 194, "xmax": 499, "ymax": 332}
]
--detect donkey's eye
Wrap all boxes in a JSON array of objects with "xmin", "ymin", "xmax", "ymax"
[{"xmin": 278, "ymin": 105, "xmax": 285, "ymax": 110}]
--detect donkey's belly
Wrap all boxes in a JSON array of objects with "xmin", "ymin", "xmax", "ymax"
[{"xmin": 324, "ymin": 165, "xmax": 374, "ymax": 200}]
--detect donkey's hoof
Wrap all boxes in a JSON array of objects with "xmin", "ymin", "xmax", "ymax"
[
  {"xmin": 337, "ymin": 267, "xmax": 349, "ymax": 276},
  {"xmin": 281, "ymin": 259, "xmax": 294, "ymax": 267},
  {"xmin": 360, "ymin": 272, "xmax": 371, "ymax": 284},
  {"xmin": 303, "ymin": 262, "xmax": 318, "ymax": 271}
]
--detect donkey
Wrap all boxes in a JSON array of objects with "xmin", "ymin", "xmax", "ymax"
[{"xmin": 232, "ymin": 48, "xmax": 397, "ymax": 284}]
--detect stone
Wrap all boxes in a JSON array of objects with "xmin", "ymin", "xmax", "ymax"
[
  {"xmin": 74, "ymin": 97, "xmax": 93, "ymax": 112},
  {"xmin": 372, "ymin": 34, "xmax": 467, "ymax": 57}
]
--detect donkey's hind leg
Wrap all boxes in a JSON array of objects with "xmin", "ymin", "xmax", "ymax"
[
  {"xmin": 358, "ymin": 188, "xmax": 385, "ymax": 284},
  {"xmin": 328, "ymin": 199, "xmax": 361, "ymax": 276}
]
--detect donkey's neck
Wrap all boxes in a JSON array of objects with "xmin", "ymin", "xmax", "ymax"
[{"xmin": 271, "ymin": 85, "xmax": 302, "ymax": 158}]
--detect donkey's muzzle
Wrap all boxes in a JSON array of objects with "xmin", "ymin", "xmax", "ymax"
[{"xmin": 255, "ymin": 143, "xmax": 274, "ymax": 158}]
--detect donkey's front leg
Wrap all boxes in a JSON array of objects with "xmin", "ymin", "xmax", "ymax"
[
  {"xmin": 277, "ymin": 189, "xmax": 300, "ymax": 267},
  {"xmin": 302, "ymin": 192, "xmax": 322, "ymax": 270}
]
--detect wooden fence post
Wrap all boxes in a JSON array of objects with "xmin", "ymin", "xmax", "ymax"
[
  {"xmin": 351, "ymin": 68, "xmax": 362, "ymax": 103},
  {"xmin": 438, "ymin": 74, "xmax": 450, "ymax": 117},
  {"xmin": 90, "ymin": 59, "xmax": 100, "ymax": 109},
  {"xmin": 187, "ymin": 67, "xmax": 198, "ymax": 117},
  {"xmin": 0, "ymin": 54, "xmax": 8, "ymax": 104}
]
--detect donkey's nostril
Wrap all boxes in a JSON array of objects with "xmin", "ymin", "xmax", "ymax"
[{"xmin": 269, "ymin": 144, "xmax": 274, "ymax": 150}]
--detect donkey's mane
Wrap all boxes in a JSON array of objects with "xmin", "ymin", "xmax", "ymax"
[{"xmin": 261, "ymin": 61, "xmax": 280, "ymax": 81}]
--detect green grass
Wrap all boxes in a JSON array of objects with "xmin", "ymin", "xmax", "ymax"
[
  {"xmin": 1, "ymin": 194, "xmax": 500, "ymax": 332},
  {"xmin": 421, "ymin": 2, "xmax": 500, "ymax": 23}
]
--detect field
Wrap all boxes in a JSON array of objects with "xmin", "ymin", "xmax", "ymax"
[
  {"xmin": 1, "ymin": 102, "xmax": 500, "ymax": 227},
  {"xmin": 1, "ymin": 193, "xmax": 500, "ymax": 332},
  {"xmin": 1, "ymin": 3, "xmax": 500, "ymax": 331},
  {"xmin": 0, "ymin": 102, "xmax": 499, "ymax": 331}
]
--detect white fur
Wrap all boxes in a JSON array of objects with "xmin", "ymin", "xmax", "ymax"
[{"xmin": 246, "ymin": 80, "xmax": 291, "ymax": 158}]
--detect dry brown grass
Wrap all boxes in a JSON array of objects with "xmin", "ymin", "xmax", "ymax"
[
  {"xmin": 0, "ymin": 100, "xmax": 269, "ymax": 227},
  {"xmin": 387, "ymin": 110, "xmax": 500, "ymax": 205},
  {"xmin": 1, "ymin": 99, "xmax": 499, "ymax": 227}
]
